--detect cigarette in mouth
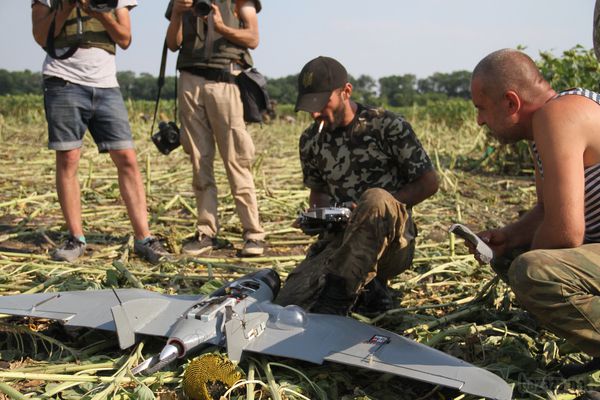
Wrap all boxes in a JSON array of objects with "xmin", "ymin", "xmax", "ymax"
[{"xmin": 317, "ymin": 120, "xmax": 324, "ymax": 133}]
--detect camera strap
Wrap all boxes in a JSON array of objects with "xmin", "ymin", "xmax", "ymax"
[
  {"xmin": 150, "ymin": 39, "xmax": 177, "ymax": 138},
  {"xmin": 45, "ymin": 7, "xmax": 82, "ymax": 60}
]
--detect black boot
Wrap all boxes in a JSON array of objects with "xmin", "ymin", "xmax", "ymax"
[
  {"xmin": 310, "ymin": 274, "xmax": 357, "ymax": 316},
  {"xmin": 353, "ymin": 278, "xmax": 395, "ymax": 315},
  {"xmin": 560, "ymin": 357, "xmax": 600, "ymax": 378}
]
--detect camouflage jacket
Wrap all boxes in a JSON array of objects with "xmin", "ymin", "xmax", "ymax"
[{"xmin": 299, "ymin": 103, "xmax": 434, "ymax": 204}]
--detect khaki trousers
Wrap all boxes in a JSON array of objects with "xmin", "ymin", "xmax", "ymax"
[
  {"xmin": 178, "ymin": 71, "xmax": 264, "ymax": 241},
  {"xmin": 276, "ymin": 188, "xmax": 416, "ymax": 309},
  {"xmin": 503, "ymin": 245, "xmax": 600, "ymax": 357}
]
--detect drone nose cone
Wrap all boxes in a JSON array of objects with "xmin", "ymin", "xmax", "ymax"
[{"xmin": 160, "ymin": 343, "xmax": 181, "ymax": 360}]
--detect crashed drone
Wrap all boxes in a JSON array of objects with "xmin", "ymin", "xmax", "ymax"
[{"xmin": 0, "ymin": 269, "xmax": 512, "ymax": 399}]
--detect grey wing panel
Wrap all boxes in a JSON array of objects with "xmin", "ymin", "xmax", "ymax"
[
  {"xmin": 243, "ymin": 314, "xmax": 512, "ymax": 400},
  {"xmin": 0, "ymin": 290, "xmax": 202, "ymax": 338}
]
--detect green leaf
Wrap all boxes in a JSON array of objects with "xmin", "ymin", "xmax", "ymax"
[
  {"xmin": 105, "ymin": 270, "xmax": 119, "ymax": 288},
  {"xmin": 197, "ymin": 279, "xmax": 224, "ymax": 295},
  {"xmin": 133, "ymin": 384, "xmax": 156, "ymax": 400}
]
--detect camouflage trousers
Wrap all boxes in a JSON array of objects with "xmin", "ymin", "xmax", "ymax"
[
  {"xmin": 493, "ymin": 244, "xmax": 600, "ymax": 357},
  {"xmin": 275, "ymin": 188, "xmax": 416, "ymax": 310}
]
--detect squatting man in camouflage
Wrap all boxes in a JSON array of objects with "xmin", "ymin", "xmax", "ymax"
[
  {"xmin": 467, "ymin": 49, "xmax": 600, "ymax": 392},
  {"xmin": 275, "ymin": 56, "xmax": 439, "ymax": 315}
]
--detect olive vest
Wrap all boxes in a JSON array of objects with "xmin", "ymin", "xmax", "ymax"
[
  {"xmin": 176, "ymin": 0, "xmax": 254, "ymax": 70},
  {"xmin": 53, "ymin": 8, "xmax": 116, "ymax": 55}
]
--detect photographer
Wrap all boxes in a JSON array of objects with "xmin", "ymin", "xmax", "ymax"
[
  {"xmin": 275, "ymin": 57, "xmax": 439, "ymax": 316},
  {"xmin": 31, "ymin": 0, "xmax": 170, "ymax": 263},
  {"xmin": 165, "ymin": 0, "xmax": 265, "ymax": 257}
]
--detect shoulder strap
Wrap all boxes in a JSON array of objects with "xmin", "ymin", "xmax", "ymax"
[
  {"xmin": 150, "ymin": 39, "xmax": 178, "ymax": 137},
  {"xmin": 45, "ymin": 7, "xmax": 82, "ymax": 60}
]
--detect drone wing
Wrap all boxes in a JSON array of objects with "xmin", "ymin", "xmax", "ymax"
[
  {"xmin": 239, "ymin": 310, "xmax": 512, "ymax": 400},
  {"xmin": 0, "ymin": 289, "xmax": 202, "ymax": 349}
]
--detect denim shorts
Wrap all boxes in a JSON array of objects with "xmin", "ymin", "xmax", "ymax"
[{"xmin": 43, "ymin": 77, "xmax": 134, "ymax": 153}]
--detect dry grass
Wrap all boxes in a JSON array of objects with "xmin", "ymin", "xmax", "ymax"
[{"xmin": 0, "ymin": 95, "xmax": 597, "ymax": 399}]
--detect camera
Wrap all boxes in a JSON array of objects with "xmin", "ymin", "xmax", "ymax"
[
  {"xmin": 192, "ymin": 0, "xmax": 213, "ymax": 16},
  {"xmin": 88, "ymin": 0, "xmax": 118, "ymax": 12},
  {"xmin": 152, "ymin": 121, "xmax": 181, "ymax": 155}
]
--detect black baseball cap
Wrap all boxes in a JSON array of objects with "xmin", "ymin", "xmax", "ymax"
[{"xmin": 295, "ymin": 56, "xmax": 348, "ymax": 113}]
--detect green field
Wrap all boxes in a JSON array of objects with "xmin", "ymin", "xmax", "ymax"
[{"xmin": 0, "ymin": 94, "xmax": 596, "ymax": 399}]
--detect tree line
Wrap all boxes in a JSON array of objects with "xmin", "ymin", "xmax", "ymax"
[
  {"xmin": 1, "ymin": 46, "xmax": 598, "ymax": 107},
  {"xmin": 0, "ymin": 68, "xmax": 471, "ymax": 107}
]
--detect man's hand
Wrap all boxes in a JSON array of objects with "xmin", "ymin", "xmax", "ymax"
[
  {"xmin": 209, "ymin": 0, "xmax": 259, "ymax": 49},
  {"xmin": 78, "ymin": 0, "xmax": 109, "ymax": 22},
  {"xmin": 468, "ymin": 228, "xmax": 508, "ymax": 263},
  {"xmin": 172, "ymin": 0, "xmax": 193, "ymax": 17},
  {"xmin": 211, "ymin": 3, "xmax": 225, "ymax": 32}
]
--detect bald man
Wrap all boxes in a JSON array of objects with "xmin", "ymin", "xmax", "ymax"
[{"xmin": 467, "ymin": 49, "xmax": 600, "ymax": 386}]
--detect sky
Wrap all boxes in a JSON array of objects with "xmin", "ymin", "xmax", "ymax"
[{"xmin": 3, "ymin": 0, "xmax": 596, "ymax": 80}]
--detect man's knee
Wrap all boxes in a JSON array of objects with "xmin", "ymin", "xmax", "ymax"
[
  {"xmin": 111, "ymin": 149, "xmax": 139, "ymax": 172},
  {"xmin": 56, "ymin": 149, "xmax": 80, "ymax": 170},
  {"xmin": 357, "ymin": 188, "xmax": 396, "ymax": 213},
  {"xmin": 55, "ymin": 150, "xmax": 82, "ymax": 181},
  {"xmin": 508, "ymin": 250, "xmax": 556, "ymax": 302}
]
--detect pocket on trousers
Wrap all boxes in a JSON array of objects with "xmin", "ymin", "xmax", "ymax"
[
  {"xmin": 562, "ymin": 283, "xmax": 600, "ymax": 335},
  {"xmin": 232, "ymin": 128, "xmax": 255, "ymax": 166}
]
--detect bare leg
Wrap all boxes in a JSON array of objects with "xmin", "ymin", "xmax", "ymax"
[
  {"xmin": 56, "ymin": 149, "xmax": 83, "ymax": 237},
  {"xmin": 109, "ymin": 149, "xmax": 150, "ymax": 240}
]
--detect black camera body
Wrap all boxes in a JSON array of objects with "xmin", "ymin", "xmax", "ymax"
[
  {"xmin": 152, "ymin": 121, "xmax": 181, "ymax": 155},
  {"xmin": 192, "ymin": 0, "xmax": 213, "ymax": 16},
  {"xmin": 88, "ymin": 0, "xmax": 118, "ymax": 12}
]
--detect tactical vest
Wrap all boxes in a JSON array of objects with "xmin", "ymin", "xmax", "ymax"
[
  {"xmin": 53, "ymin": 8, "xmax": 116, "ymax": 55},
  {"xmin": 176, "ymin": 0, "xmax": 254, "ymax": 70}
]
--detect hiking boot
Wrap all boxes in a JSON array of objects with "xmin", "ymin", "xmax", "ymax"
[
  {"xmin": 575, "ymin": 391, "xmax": 600, "ymax": 400},
  {"xmin": 182, "ymin": 233, "xmax": 217, "ymax": 256},
  {"xmin": 134, "ymin": 237, "xmax": 171, "ymax": 265},
  {"xmin": 354, "ymin": 278, "xmax": 396, "ymax": 315},
  {"xmin": 240, "ymin": 239, "xmax": 265, "ymax": 257},
  {"xmin": 310, "ymin": 274, "xmax": 357, "ymax": 316},
  {"xmin": 52, "ymin": 236, "xmax": 86, "ymax": 262},
  {"xmin": 560, "ymin": 357, "xmax": 600, "ymax": 378}
]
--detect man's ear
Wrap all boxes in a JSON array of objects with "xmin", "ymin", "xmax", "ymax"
[
  {"xmin": 342, "ymin": 82, "xmax": 353, "ymax": 100},
  {"xmin": 505, "ymin": 90, "xmax": 521, "ymax": 115}
]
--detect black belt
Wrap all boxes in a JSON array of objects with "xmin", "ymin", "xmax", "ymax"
[
  {"xmin": 182, "ymin": 67, "xmax": 235, "ymax": 83},
  {"xmin": 43, "ymin": 76, "xmax": 68, "ymax": 84}
]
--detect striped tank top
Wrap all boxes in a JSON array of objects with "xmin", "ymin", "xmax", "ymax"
[{"xmin": 531, "ymin": 88, "xmax": 600, "ymax": 243}]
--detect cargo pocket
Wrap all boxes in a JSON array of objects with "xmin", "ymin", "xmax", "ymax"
[
  {"xmin": 564, "ymin": 285, "xmax": 600, "ymax": 335},
  {"xmin": 232, "ymin": 128, "xmax": 255, "ymax": 168}
]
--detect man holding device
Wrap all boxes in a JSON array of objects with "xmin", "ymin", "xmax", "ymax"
[
  {"xmin": 466, "ymin": 49, "xmax": 600, "ymax": 386},
  {"xmin": 31, "ymin": 0, "xmax": 170, "ymax": 264},
  {"xmin": 165, "ymin": 0, "xmax": 266, "ymax": 257},
  {"xmin": 276, "ymin": 56, "xmax": 439, "ymax": 315}
]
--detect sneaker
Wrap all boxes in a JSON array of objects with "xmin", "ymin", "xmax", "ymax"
[
  {"xmin": 182, "ymin": 234, "xmax": 217, "ymax": 256},
  {"xmin": 134, "ymin": 237, "xmax": 171, "ymax": 265},
  {"xmin": 52, "ymin": 236, "xmax": 86, "ymax": 262},
  {"xmin": 240, "ymin": 239, "xmax": 265, "ymax": 257}
]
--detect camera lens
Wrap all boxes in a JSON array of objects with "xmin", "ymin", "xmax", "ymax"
[
  {"xmin": 193, "ymin": 0, "xmax": 212, "ymax": 16},
  {"xmin": 89, "ymin": 0, "xmax": 118, "ymax": 12},
  {"xmin": 166, "ymin": 130, "xmax": 179, "ymax": 144}
]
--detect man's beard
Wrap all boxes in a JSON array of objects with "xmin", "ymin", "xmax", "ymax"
[{"xmin": 326, "ymin": 97, "xmax": 347, "ymax": 131}]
